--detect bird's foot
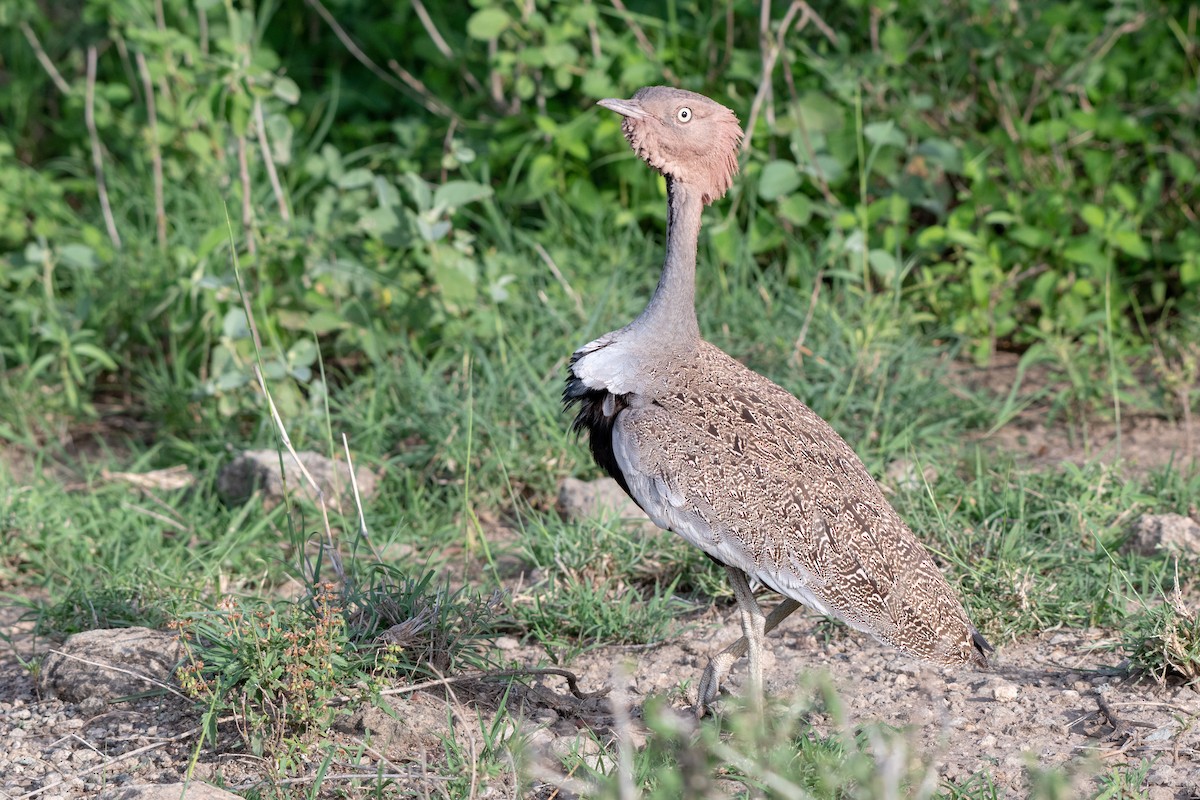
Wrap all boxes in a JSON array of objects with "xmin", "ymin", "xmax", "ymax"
[{"xmin": 694, "ymin": 651, "xmax": 735, "ymax": 718}]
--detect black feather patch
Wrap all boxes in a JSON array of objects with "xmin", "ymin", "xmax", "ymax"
[
  {"xmin": 564, "ymin": 359, "xmax": 633, "ymax": 497},
  {"xmin": 563, "ymin": 357, "xmax": 728, "ymax": 568}
]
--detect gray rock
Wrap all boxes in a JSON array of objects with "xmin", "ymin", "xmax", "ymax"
[
  {"xmin": 557, "ymin": 477, "xmax": 650, "ymax": 526},
  {"xmin": 39, "ymin": 627, "xmax": 181, "ymax": 704},
  {"xmin": 1127, "ymin": 513, "xmax": 1200, "ymax": 556},
  {"xmin": 98, "ymin": 783, "xmax": 241, "ymax": 800},
  {"xmin": 333, "ymin": 695, "xmax": 469, "ymax": 759},
  {"xmin": 216, "ymin": 449, "xmax": 377, "ymax": 512},
  {"xmin": 884, "ymin": 458, "xmax": 938, "ymax": 493}
]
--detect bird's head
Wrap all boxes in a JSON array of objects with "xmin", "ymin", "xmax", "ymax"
[{"xmin": 598, "ymin": 86, "xmax": 743, "ymax": 206}]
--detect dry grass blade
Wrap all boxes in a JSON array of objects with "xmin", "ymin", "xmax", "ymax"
[
  {"xmin": 377, "ymin": 667, "xmax": 609, "ymax": 701},
  {"xmin": 608, "ymin": 0, "xmax": 678, "ymax": 84},
  {"xmin": 743, "ymin": 0, "xmax": 838, "ymax": 153},
  {"xmin": 102, "ymin": 465, "xmax": 195, "ymax": 492}
]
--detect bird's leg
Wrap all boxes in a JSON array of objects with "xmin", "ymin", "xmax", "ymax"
[
  {"xmin": 717, "ymin": 567, "xmax": 769, "ymax": 714},
  {"xmin": 695, "ymin": 597, "xmax": 801, "ymax": 717}
]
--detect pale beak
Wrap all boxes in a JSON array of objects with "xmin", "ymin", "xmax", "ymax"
[{"xmin": 597, "ymin": 98, "xmax": 648, "ymax": 119}]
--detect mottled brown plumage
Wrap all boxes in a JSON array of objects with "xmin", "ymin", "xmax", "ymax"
[{"xmin": 564, "ymin": 86, "xmax": 990, "ymax": 715}]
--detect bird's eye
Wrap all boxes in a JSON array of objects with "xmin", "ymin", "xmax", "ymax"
[{"xmin": 677, "ymin": 107, "xmax": 692, "ymax": 123}]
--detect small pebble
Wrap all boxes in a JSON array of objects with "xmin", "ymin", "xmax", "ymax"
[{"xmin": 993, "ymin": 683, "xmax": 1019, "ymax": 702}]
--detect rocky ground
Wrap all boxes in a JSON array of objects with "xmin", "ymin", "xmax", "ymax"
[
  {"xmin": 2, "ymin": 358, "xmax": 1199, "ymax": 798},
  {"xmin": 2, "ymin": 597, "xmax": 1198, "ymax": 798}
]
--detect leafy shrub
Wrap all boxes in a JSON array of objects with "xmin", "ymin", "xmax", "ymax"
[{"xmin": 1, "ymin": 0, "xmax": 1196, "ymax": 424}]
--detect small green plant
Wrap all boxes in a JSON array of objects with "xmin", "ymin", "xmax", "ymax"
[
  {"xmin": 511, "ymin": 515, "xmax": 713, "ymax": 659},
  {"xmin": 1093, "ymin": 757, "xmax": 1153, "ymax": 800},
  {"xmin": 173, "ymin": 561, "xmax": 501, "ymax": 765},
  {"xmin": 570, "ymin": 677, "xmax": 944, "ymax": 799},
  {"xmin": 1122, "ymin": 585, "xmax": 1200, "ymax": 686},
  {"xmin": 175, "ymin": 583, "xmax": 358, "ymax": 761},
  {"xmin": 36, "ymin": 580, "xmax": 186, "ymax": 635}
]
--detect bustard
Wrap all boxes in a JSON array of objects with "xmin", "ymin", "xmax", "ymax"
[{"xmin": 564, "ymin": 86, "xmax": 991, "ymax": 716}]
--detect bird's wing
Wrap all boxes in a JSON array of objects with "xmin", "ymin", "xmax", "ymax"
[{"xmin": 610, "ymin": 345, "xmax": 977, "ymax": 663}]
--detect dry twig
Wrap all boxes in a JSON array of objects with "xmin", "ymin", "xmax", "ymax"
[
  {"xmin": 377, "ymin": 667, "xmax": 609, "ymax": 702},
  {"xmin": 13, "ymin": 722, "xmax": 223, "ymax": 800},
  {"xmin": 743, "ymin": 0, "xmax": 837, "ymax": 153},
  {"xmin": 536, "ymin": 243, "xmax": 586, "ymax": 321},
  {"xmin": 236, "ymin": 134, "xmax": 256, "ymax": 257},
  {"xmin": 43, "ymin": 649, "xmax": 193, "ymax": 704},
  {"xmin": 20, "ymin": 22, "xmax": 71, "ymax": 95},
  {"xmin": 303, "ymin": 0, "xmax": 456, "ymax": 118},
  {"xmin": 253, "ymin": 99, "xmax": 291, "ymax": 222},
  {"xmin": 411, "ymin": 0, "xmax": 484, "ymax": 94},
  {"xmin": 134, "ymin": 51, "xmax": 167, "ymax": 250},
  {"xmin": 85, "ymin": 47, "xmax": 123, "ymax": 250},
  {"xmin": 609, "ymin": 0, "xmax": 679, "ymax": 84}
]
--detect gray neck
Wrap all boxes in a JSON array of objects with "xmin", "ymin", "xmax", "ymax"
[{"xmin": 629, "ymin": 176, "xmax": 703, "ymax": 344}]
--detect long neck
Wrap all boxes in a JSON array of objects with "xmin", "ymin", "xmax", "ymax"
[{"xmin": 630, "ymin": 176, "xmax": 703, "ymax": 343}]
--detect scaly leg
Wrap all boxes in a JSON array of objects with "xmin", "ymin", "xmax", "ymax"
[
  {"xmin": 692, "ymin": 567, "xmax": 770, "ymax": 716},
  {"xmin": 695, "ymin": 596, "xmax": 801, "ymax": 717}
]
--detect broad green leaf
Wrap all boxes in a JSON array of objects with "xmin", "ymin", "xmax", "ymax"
[
  {"xmin": 309, "ymin": 310, "xmax": 349, "ymax": 334},
  {"xmin": 272, "ymin": 76, "xmax": 300, "ymax": 104},
  {"xmin": 803, "ymin": 153, "xmax": 846, "ymax": 185},
  {"xmin": 542, "ymin": 43, "xmax": 579, "ymax": 67},
  {"xmin": 72, "ymin": 343, "xmax": 118, "ymax": 370},
  {"xmin": 467, "ymin": 7, "xmax": 510, "ymax": 40},
  {"xmin": 777, "ymin": 193, "xmax": 812, "ymax": 226},
  {"xmin": 336, "ymin": 168, "xmax": 374, "ymax": 189},
  {"xmin": 1182, "ymin": 255, "xmax": 1200, "ymax": 286},
  {"xmin": 1080, "ymin": 204, "xmax": 1106, "ymax": 231},
  {"xmin": 881, "ymin": 22, "xmax": 909, "ymax": 65},
  {"xmin": 215, "ymin": 371, "xmax": 250, "ymax": 391},
  {"xmin": 983, "ymin": 211, "xmax": 1018, "ymax": 225},
  {"xmin": 265, "ymin": 113, "xmax": 293, "ymax": 165},
  {"xmin": 758, "ymin": 161, "xmax": 801, "ymax": 200},
  {"xmin": 357, "ymin": 205, "xmax": 401, "ymax": 240},
  {"xmin": 868, "ymin": 249, "xmax": 900, "ymax": 284},
  {"xmin": 1111, "ymin": 229, "xmax": 1149, "ymax": 259},
  {"xmin": 1010, "ymin": 226, "xmax": 1052, "ymax": 249},
  {"xmin": 287, "ymin": 338, "xmax": 317, "ymax": 368},
  {"xmin": 1111, "ymin": 183, "xmax": 1138, "ymax": 213},
  {"xmin": 59, "ymin": 244, "xmax": 99, "ymax": 269},
  {"xmin": 403, "ymin": 173, "xmax": 432, "ymax": 211},
  {"xmin": 222, "ymin": 308, "xmax": 250, "ymax": 340},
  {"xmin": 793, "ymin": 92, "xmax": 844, "ymax": 134},
  {"xmin": 433, "ymin": 256, "xmax": 478, "ymax": 310},
  {"xmin": 914, "ymin": 226, "xmax": 945, "ymax": 248},
  {"xmin": 433, "ymin": 180, "xmax": 494, "ymax": 211},
  {"xmin": 864, "ymin": 121, "xmax": 905, "ymax": 148},
  {"xmin": 1167, "ymin": 150, "xmax": 1197, "ymax": 184},
  {"xmin": 916, "ymin": 138, "xmax": 964, "ymax": 172},
  {"xmin": 1063, "ymin": 239, "xmax": 1109, "ymax": 270}
]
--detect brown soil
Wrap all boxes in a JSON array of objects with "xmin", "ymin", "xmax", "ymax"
[{"xmin": 952, "ymin": 351, "xmax": 1200, "ymax": 475}]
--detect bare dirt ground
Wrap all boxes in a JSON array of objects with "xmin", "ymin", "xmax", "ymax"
[
  {"xmin": 952, "ymin": 351, "xmax": 1200, "ymax": 476},
  {"xmin": 2, "ymin": 599, "xmax": 1198, "ymax": 798},
  {"xmin": 521, "ymin": 612, "xmax": 1200, "ymax": 797},
  {"xmin": 2, "ymin": 359, "xmax": 1199, "ymax": 798}
]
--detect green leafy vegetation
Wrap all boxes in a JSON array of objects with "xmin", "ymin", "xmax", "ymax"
[{"xmin": 2, "ymin": 0, "xmax": 1198, "ymax": 796}]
